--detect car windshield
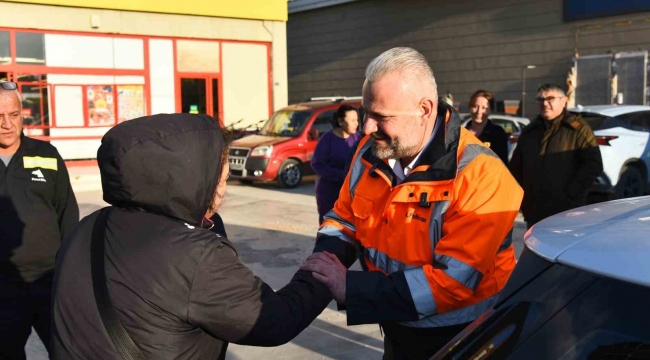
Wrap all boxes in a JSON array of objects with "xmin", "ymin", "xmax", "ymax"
[{"xmin": 259, "ymin": 110, "xmax": 313, "ymax": 137}]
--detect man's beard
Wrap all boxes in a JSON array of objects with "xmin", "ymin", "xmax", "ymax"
[{"xmin": 370, "ymin": 132, "xmax": 417, "ymax": 159}]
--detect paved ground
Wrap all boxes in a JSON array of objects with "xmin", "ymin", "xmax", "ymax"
[{"xmin": 26, "ymin": 173, "xmax": 526, "ymax": 359}]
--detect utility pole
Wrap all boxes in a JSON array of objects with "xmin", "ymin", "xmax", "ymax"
[{"xmin": 522, "ymin": 65, "xmax": 536, "ymax": 117}]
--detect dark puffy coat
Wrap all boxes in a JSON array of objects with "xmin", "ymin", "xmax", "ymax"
[
  {"xmin": 464, "ymin": 120, "xmax": 509, "ymax": 164},
  {"xmin": 508, "ymin": 110, "xmax": 603, "ymax": 225},
  {"xmin": 51, "ymin": 114, "xmax": 332, "ymax": 359}
]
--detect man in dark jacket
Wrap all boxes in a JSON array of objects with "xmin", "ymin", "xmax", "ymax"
[
  {"xmin": 51, "ymin": 114, "xmax": 333, "ymax": 359},
  {"xmin": 1, "ymin": 82, "xmax": 78, "ymax": 359},
  {"xmin": 509, "ymin": 83, "xmax": 603, "ymax": 228}
]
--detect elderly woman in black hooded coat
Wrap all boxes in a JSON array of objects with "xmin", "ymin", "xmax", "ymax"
[{"xmin": 51, "ymin": 113, "xmax": 340, "ymax": 359}]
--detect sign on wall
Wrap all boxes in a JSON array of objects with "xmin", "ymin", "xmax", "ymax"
[
  {"xmin": 564, "ymin": 0, "xmax": 650, "ymax": 22},
  {"xmin": 117, "ymin": 85, "xmax": 145, "ymax": 122},
  {"xmin": 87, "ymin": 85, "xmax": 115, "ymax": 126}
]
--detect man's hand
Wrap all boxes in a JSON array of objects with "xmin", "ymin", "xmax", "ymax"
[{"xmin": 300, "ymin": 252, "xmax": 347, "ymax": 304}]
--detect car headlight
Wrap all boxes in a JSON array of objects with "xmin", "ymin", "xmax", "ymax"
[{"xmin": 250, "ymin": 145, "xmax": 273, "ymax": 157}]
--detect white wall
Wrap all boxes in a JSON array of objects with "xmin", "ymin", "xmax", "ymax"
[
  {"xmin": 113, "ymin": 38, "xmax": 145, "ymax": 69},
  {"xmin": 149, "ymin": 39, "xmax": 176, "ymax": 114},
  {"xmin": 53, "ymin": 86, "xmax": 84, "ymax": 127},
  {"xmin": 222, "ymin": 42, "xmax": 270, "ymax": 127},
  {"xmin": 44, "ymin": 34, "xmax": 144, "ymax": 69},
  {"xmin": 47, "ymin": 75, "xmax": 145, "ymax": 85},
  {"xmin": 50, "ymin": 139, "xmax": 105, "ymax": 160},
  {"xmin": 49, "ymin": 128, "xmax": 111, "ymax": 159}
]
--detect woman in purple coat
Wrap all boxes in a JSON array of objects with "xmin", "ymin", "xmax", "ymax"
[{"xmin": 311, "ymin": 105, "xmax": 362, "ymax": 224}]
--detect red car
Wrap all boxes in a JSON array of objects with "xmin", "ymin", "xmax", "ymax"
[{"xmin": 228, "ymin": 97, "xmax": 362, "ymax": 188}]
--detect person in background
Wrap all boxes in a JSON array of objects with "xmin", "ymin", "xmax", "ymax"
[
  {"xmin": 311, "ymin": 105, "xmax": 362, "ymax": 224},
  {"xmin": 465, "ymin": 90, "xmax": 509, "ymax": 163},
  {"xmin": 509, "ymin": 83, "xmax": 602, "ymax": 229},
  {"xmin": 0, "ymin": 81, "xmax": 79, "ymax": 359}
]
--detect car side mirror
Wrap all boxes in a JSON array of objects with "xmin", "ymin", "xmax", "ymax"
[{"xmin": 309, "ymin": 128, "xmax": 319, "ymax": 141}]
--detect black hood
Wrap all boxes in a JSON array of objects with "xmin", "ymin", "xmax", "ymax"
[{"xmin": 97, "ymin": 113, "xmax": 225, "ymax": 225}]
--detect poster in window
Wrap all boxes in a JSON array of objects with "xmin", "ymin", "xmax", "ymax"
[
  {"xmin": 87, "ymin": 85, "xmax": 115, "ymax": 126},
  {"xmin": 117, "ymin": 85, "xmax": 145, "ymax": 122}
]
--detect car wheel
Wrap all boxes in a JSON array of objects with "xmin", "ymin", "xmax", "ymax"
[
  {"xmin": 616, "ymin": 166, "xmax": 645, "ymax": 199},
  {"xmin": 277, "ymin": 159, "xmax": 302, "ymax": 188}
]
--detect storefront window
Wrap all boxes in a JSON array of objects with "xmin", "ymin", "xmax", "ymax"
[
  {"xmin": 117, "ymin": 85, "xmax": 145, "ymax": 122},
  {"xmin": 16, "ymin": 32, "xmax": 45, "ymax": 65},
  {"xmin": 181, "ymin": 78, "xmax": 207, "ymax": 114},
  {"xmin": 16, "ymin": 74, "xmax": 46, "ymax": 83},
  {"xmin": 0, "ymin": 31, "xmax": 10, "ymax": 65},
  {"xmin": 21, "ymin": 84, "xmax": 50, "ymax": 127},
  {"xmin": 87, "ymin": 85, "xmax": 116, "ymax": 126}
]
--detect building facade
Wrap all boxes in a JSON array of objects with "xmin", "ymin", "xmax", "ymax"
[
  {"xmin": 0, "ymin": 0, "xmax": 288, "ymax": 159},
  {"xmin": 288, "ymin": 0, "xmax": 650, "ymax": 117}
]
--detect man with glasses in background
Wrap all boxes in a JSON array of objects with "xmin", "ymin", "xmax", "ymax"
[
  {"xmin": 509, "ymin": 83, "xmax": 602, "ymax": 229},
  {"xmin": 0, "ymin": 81, "xmax": 78, "ymax": 359}
]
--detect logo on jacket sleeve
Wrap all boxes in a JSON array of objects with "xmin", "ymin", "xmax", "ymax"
[{"xmin": 31, "ymin": 169, "xmax": 46, "ymax": 182}]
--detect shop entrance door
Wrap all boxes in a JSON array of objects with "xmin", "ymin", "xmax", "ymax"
[{"xmin": 179, "ymin": 77, "xmax": 220, "ymax": 118}]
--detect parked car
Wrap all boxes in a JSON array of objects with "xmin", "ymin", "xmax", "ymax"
[
  {"xmin": 569, "ymin": 105, "xmax": 650, "ymax": 200},
  {"xmin": 228, "ymin": 97, "xmax": 362, "ymax": 188},
  {"xmin": 461, "ymin": 114, "xmax": 530, "ymax": 161},
  {"xmin": 431, "ymin": 196, "xmax": 650, "ymax": 360}
]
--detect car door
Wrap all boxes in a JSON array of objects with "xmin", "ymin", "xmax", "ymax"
[
  {"xmin": 625, "ymin": 111, "xmax": 650, "ymax": 185},
  {"xmin": 490, "ymin": 118, "xmax": 518, "ymax": 135},
  {"xmin": 489, "ymin": 117, "xmax": 519, "ymax": 161}
]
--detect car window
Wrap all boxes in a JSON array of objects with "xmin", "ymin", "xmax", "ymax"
[
  {"xmin": 580, "ymin": 112, "xmax": 634, "ymax": 131},
  {"xmin": 310, "ymin": 110, "xmax": 336, "ymax": 138},
  {"xmin": 259, "ymin": 110, "xmax": 313, "ymax": 137},
  {"xmin": 432, "ymin": 248, "xmax": 650, "ymax": 360},
  {"xmin": 431, "ymin": 248, "xmax": 597, "ymax": 360},
  {"xmin": 588, "ymin": 343, "xmax": 650, "ymax": 359},
  {"xmin": 491, "ymin": 119, "xmax": 518, "ymax": 134},
  {"xmin": 356, "ymin": 107, "xmax": 365, "ymax": 131},
  {"xmin": 508, "ymin": 276, "xmax": 650, "ymax": 360},
  {"xmin": 623, "ymin": 111, "xmax": 650, "ymax": 132}
]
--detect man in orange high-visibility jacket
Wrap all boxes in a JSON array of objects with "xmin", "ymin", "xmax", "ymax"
[{"xmin": 301, "ymin": 47, "xmax": 523, "ymax": 360}]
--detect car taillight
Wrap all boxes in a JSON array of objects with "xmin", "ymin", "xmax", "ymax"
[
  {"xmin": 509, "ymin": 134, "xmax": 519, "ymax": 144},
  {"xmin": 596, "ymin": 135, "xmax": 618, "ymax": 146}
]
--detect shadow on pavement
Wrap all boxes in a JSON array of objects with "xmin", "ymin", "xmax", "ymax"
[
  {"xmin": 223, "ymin": 223, "xmax": 381, "ymax": 359},
  {"xmin": 230, "ymin": 176, "xmax": 317, "ymax": 197},
  {"xmin": 290, "ymin": 317, "xmax": 383, "ymax": 359}
]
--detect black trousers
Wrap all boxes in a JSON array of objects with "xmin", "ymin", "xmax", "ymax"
[
  {"xmin": 0, "ymin": 272, "xmax": 53, "ymax": 360},
  {"xmin": 382, "ymin": 322, "xmax": 470, "ymax": 360}
]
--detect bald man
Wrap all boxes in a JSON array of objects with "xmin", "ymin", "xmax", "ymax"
[{"xmin": 0, "ymin": 81, "xmax": 78, "ymax": 359}]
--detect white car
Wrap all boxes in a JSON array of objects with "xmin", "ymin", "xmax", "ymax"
[
  {"xmin": 461, "ymin": 114, "xmax": 531, "ymax": 161},
  {"xmin": 569, "ymin": 105, "xmax": 650, "ymax": 199},
  {"xmin": 431, "ymin": 196, "xmax": 650, "ymax": 360}
]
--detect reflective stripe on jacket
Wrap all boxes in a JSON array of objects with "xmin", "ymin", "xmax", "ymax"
[{"xmin": 318, "ymin": 102, "xmax": 523, "ymax": 328}]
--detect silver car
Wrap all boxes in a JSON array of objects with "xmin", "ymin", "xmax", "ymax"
[
  {"xmin": 461, "ymin": 114, "xmax": 531, "ymax": 161},
  {"xmin": 431, "ymin": 196, "xmax": 650, "ymax": 360}
]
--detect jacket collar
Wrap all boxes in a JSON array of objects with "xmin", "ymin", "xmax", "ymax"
[
  {"xmin": 529, "ymin": 109, "xmax": 579, "ymax": 132},
  {"xmin": 465, "ymin": 119, "xmax": 496, "ymax": 134},
  {"xmin": 19, "ymin": 133, "xmax": 38, "ymax": 150},
  {"xmin": 560, "ymin": 111, "xmax": 581, "ymax": 130}
]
